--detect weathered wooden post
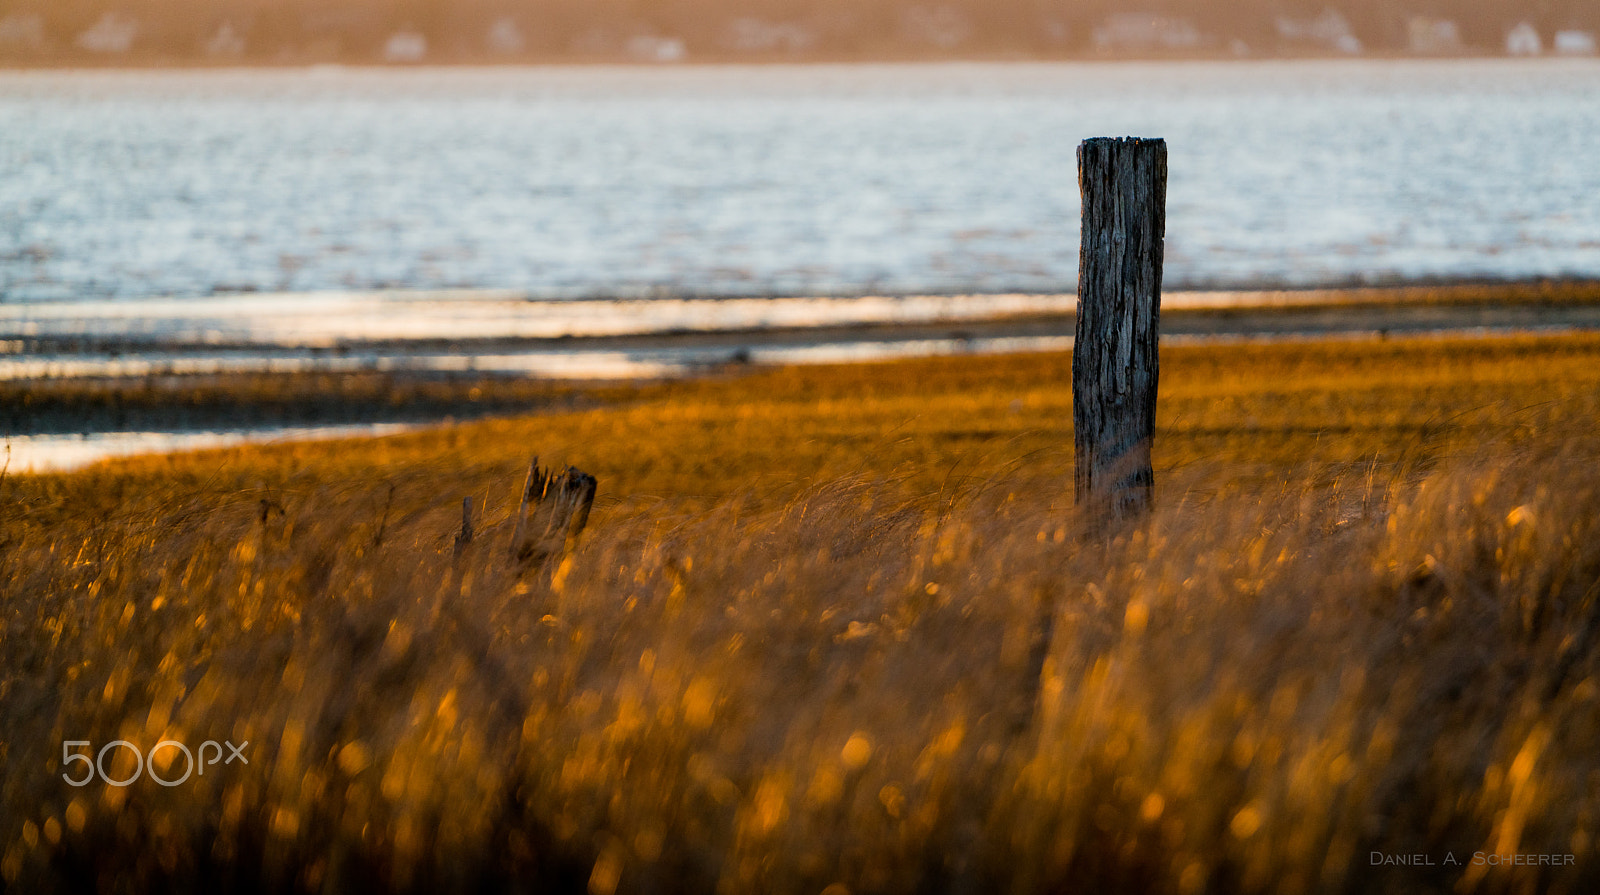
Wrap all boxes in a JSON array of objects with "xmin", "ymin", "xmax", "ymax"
[
  {"xmin": 454, "ymin": 496, "xmax": 475, "ymax": 559},
  {"xmin": 1074, "ymin": 137, "xmax": 1166, "ymax": 523},
  {"xmin": 1016, "ymin": 139, "xmax": 1169, "ymax": 734},
  {"xmin": 509, "ymin": 459, "xmax": 598, "ymax": 566}
]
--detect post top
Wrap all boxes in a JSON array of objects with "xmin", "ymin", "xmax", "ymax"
[{"xmin": 1080, "ymin": 136, "xmax": 1166, "ymax": 148}]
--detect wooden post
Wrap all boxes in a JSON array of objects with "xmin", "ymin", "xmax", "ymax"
[
  {"xmin": 508, "ymin": 459, "xmax": 539, "ymax": 556},
  {"xmin": 454, "ymin": 496, "xmax": 475, "ymax": 558},
  {"xmin": 1074, "ymin": 137, "xmax": 1166, "ymax": 523},
  {"xmin": 510, "ymin": 461, "xmax": 598, "ymax": 566}
]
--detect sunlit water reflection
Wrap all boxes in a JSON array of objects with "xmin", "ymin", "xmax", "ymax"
[{"xmin": 4, "ymin": 60, "xmax": 1599, "ymax": 304}]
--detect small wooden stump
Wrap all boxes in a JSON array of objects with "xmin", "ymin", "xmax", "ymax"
[
  {"xmin": 453, "ymin": 496, "xmax": 475, "ymax": 559},
  {"xmin": 509, "ymin": 459, "xmax": 598, "ymax": 565},
  {"xmin": 1074, "ymin": 136, "xmax": 1166, "ymax": 524}
]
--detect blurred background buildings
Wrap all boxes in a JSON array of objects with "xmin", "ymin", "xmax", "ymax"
[{"xmin": 0, "ymin": 0, "xmax": 1596, "ymax": 64}]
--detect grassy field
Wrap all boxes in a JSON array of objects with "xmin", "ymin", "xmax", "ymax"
[{"xmin": 4, "ymin": 331, "xmax": 1600, "ymax": 893}]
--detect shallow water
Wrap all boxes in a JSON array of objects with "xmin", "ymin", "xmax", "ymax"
[
  {"xmin": 5, "ymin": 60, "xmax": 1600, "ymax": 304},
  {"xmin": 2, "ymin": 423, "xmax": 420, "ymax": 473},
  {"xmin": 0, "ymin": 290, "xmax": 1077, "ymax": 344}
]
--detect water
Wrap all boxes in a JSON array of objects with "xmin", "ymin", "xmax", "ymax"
[
  {"xmin": 4, "ymin": 60, "xmax": 1600, "ymax": 305},
  {"xmin": 2, "ymin": 424, "xmax": 420, "ymax": 473}
]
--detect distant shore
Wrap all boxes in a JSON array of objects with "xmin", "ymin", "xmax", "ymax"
[{"xmin": 5, "ymin": 49, "xmax": 1599, "ymax": 70}]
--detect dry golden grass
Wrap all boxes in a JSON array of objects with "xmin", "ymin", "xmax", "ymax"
[
  {"xmin": 4, "ymin": 332, "xmax": 1600, "ymax": 893},
  {"xmin": 1166, "ymin": 278, "xmax": 1600, "ymax": 310}
]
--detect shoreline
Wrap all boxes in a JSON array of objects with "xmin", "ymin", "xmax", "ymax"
[
  {"xmin": 9, "ymin": 328, "xmax": 1600, "ymax": 474},
  {"xmin": 9, "ymin": 279, "xmax": 1600, "ymax": 344},
  {"xmin": 5, "ymin": 282, "xmax": 1599, "ymax": 381},
  {"xmin": 8, "ymin": 282, "xmax": 1600, "ymax": 471}
]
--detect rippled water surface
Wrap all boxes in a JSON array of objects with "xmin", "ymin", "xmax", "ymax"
[{"xmin": 4, "ymin": 61, "xmax": 1599, "ymax": 302}]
